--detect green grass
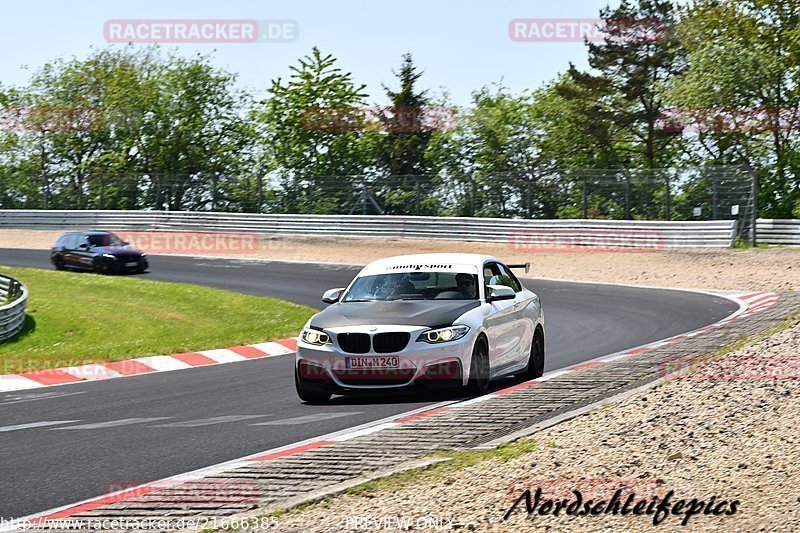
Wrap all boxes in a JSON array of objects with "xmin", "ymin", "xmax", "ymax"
[{"xmin": 0, "ymin": 266, "xmax": 315, "ymax": 374}]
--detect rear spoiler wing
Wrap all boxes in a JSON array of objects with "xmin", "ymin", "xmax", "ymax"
[{"xmin": 507, "ymin": 262, "xmax": 531, "ymax": 274}]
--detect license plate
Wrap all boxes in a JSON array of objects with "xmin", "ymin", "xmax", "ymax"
[
  {"xmin": 346, "ymin": 356, "xmax": 400, "ymax": 369},
  {"xmin": 125, "ymin": 262, "xmax": 138, "ymax": 267}
]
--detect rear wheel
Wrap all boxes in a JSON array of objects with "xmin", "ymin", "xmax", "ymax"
[
  {"xmin": 53, "ymin": 256, "xmax": 65, "ymax": 271},
  {"xmin": 518, "ymin": 327, "xmax": 545, "ymax": 380},
  {"xmin": 467, "ymin": 338, "xmax": 490, "ymax": 395},
  {"xmin": 295, "ymin": 367, "xmax": 332, "ymax": 404}
]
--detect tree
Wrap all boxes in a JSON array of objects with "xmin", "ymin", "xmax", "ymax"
[
  {"xmin": 663, "ymin": 0, "xmax": 800, "ymax": 217},
  {"xmin": 375, "ymin": 53, "xmax": 445, "ymax": 214},
  {"xmin": 257, "ymin": 47, "xmax": 373, "ymax": 213},
  {"xmin": 559, "ymin": 0, "xmax": 687, "ymax": 169},
  {"xmin": 0, "ymin": 46, "xmax": 255, "ymax": 211}
]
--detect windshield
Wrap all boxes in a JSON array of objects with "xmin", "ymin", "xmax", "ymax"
[
  {"xmin": 342, "ymin": 272, "xmax": 479, "ymax": 302},
  {"xmin": 86, "ymin": 233, "xmax": 125, "ymax": 247}
]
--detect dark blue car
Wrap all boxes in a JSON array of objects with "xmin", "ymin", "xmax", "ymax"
[{"xmin": 50, "ymin": 231, "xmax": 149, "ymax": 274}]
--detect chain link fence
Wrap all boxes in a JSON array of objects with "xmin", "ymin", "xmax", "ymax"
[{"xmin": 0, "ymin": 165, "xmax": 756, "ymax": 241}]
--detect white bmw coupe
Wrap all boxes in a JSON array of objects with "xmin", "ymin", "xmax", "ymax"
[{"xmin": 295, "ymin": 253, "xmax": 545, "ymax": 403}]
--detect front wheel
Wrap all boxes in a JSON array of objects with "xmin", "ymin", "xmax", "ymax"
[
  {"xmin": 53, "ymin": 256, "xmax": 65, "ymax": 271},
  {"xmin": 295, "ymin": 367, "xmax": 332, "ymax": 404},
  {"xmin": 517, "ymin": 328, "xmax": 545, "ymax": 380},
  {"xmin": 467, "ymin": 338, "xmax": 490, "ymax": 395},
  {"xmin": 92, "ymin": 258, "xmax": 109, "ymax": 275}
]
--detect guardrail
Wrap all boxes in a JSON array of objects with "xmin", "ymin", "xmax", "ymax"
[
  {"xmin": 757, "ymin": 219, "xmax": 800, "ymax": 246},
  {"xmin": 0, "ymin": 210, "xmax": 739, "ymax": 248},
  {"xmin": 0, "ymin": 275, "xmax": 27, "ymax": 342}
]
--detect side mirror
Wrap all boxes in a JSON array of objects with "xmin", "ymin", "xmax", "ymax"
[
  {"xmin": 486, "ymin": 284, "xmax": 516, "ymax": 302},
  {"xmin": 78, "ymin": 243, "xmax": 91, "ymax": 250},
  {"xmin": 322, "ymin": 288, "xmax": 345, "ymax": 304}
]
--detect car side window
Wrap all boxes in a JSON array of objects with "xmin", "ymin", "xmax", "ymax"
[
  {"xmin": 64, "ymin": 234, "xmax": 78, "ymax": 249},
  {"xmin": 496, "ymin": 263, "xmax": 522, "ymax": 292},
  {"xmin": 483, "ymin": 263, "xmax": 498, "ymax": 296},
  {"xmin": 484, "ymin": 262, "xmax": 520, "ymax": 293}
]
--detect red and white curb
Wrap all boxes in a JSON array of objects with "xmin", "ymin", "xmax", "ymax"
[
  {"xmin": 0, "ymin": 338, "xmax": 298, "ymax": 393},
  {"xmin": 9, "ymin": 289, "xmax": 780, "ymax": 527}
]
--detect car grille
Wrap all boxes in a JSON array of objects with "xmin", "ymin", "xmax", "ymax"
[
  {"xmin": 114, "ymin": 254, "xmax": 141, "ymax": 262},
  {"xmin": 333, "ymin": 368, "xmax": 416, "ymax": 386},
  {"xmin": 337, "ymin": 333, "xmax": 371, "ymax": 354},
  {"xmin": 373, "ymin": 332, "xmax": 410, "ymax": 353}
]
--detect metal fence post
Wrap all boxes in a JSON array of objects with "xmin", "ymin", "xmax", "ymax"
[
  {"xmin": 712, "ymin": 173, "xmax": 718, "ymax": 220},
  {"xmin": 624, "ymin": 172, "xmax": 631, "ymax": 220},
  {"xmin": 526, "ymin": 178, "xmax": 532, "ymax": 219},
  {"xmin": 664, "ymin": 174, "xmax": 671, "ymax": 221},
  {"xmin": 751, "ymin": 170, "xmax": 759, "ymax": 246},
  {"xmin": 256, "ymin": 174, "xmax": 264, "ymax": 213},
  {"xmin": 582, "ymin": 178, "xmax": 588, "ymax": 219},
  {"xmin": 470, "ymin": 178, "xmax": 476, "ymax": 217}
]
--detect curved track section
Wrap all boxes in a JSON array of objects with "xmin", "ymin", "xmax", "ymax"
[{"xmin": 0, "ymin": 249, "xmax": 738, "ymax": 517}]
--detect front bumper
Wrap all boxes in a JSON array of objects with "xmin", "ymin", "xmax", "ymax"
[
  {"xmin": 296, "ymin": 324, "xmax": 475, "ymax": 391},
  {"xmin": 103, "ymin": 257, "xmax": 148, "ymax": 272}
]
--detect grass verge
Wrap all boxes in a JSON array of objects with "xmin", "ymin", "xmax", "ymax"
[{"xmin": 0, "ymin": 266, "xmax": 315, "ymax": 374}]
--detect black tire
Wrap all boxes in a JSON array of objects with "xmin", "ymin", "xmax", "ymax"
[
  {"xmin": 467, "ymin": 338, "xmax": 491, "ymax": 395},
  {"xmin": 93, "ymin": 258, "xmax": 109, "ymax": 275},
  {"xmin": 53, "ymin": 256, "xmax": 65, "ymax": 271},
  {"xmin": 518, "ymin": 327, "xmax": 545, "ymax": 380},
  {"xmin": 295, "ymin": 367, "xmax": 332, "ymax": 404}
]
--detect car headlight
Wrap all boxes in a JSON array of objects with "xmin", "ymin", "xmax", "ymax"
[
  {"xmin": 102, "ymin": 254, "xmax": 118, "ymax": 260},
  {"xmin": 301, "ymin": 328, "xmax": 331, "ymax": 346},
  {"xmin": 417, "ymin": 325, "xmax": 470, "ymax": 343}
]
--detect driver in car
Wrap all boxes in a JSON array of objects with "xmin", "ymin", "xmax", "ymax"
[{"xmin": 455, "ymin": 273, "xmax": 476, "ymax": 299}]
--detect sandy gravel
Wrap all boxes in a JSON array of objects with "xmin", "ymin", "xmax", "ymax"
[
  {"xmin": 272, "ymin": 320, "xmax": 800, "ymax": 532},
  {"xmin": 1, "ymin": 229, "xmax": 798, "ymax": 292}
]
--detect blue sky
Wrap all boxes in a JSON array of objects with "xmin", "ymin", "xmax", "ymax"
[{"xmin": 1, "ymin": 0, "xmax": 634, "ymax": 106}]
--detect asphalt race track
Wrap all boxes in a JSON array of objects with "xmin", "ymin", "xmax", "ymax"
[{"xmin": 0, "ymin": 249, "xmax": 739, "ymax": 518}]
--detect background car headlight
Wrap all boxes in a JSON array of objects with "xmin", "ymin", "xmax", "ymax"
[
  {"xmin": 418, "ymin": 325, "xmax": 470, "ymax": 343},
  {"xmin": 301, "ymin": 328, "xmax": 331, "ymax": 346}
]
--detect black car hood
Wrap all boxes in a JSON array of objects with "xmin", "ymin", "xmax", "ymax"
[
  {"xmin": 310, "ymin": 300, "xmax": 481, "ymax": 328},
  {"xmin": 94, "ymin": 245, "xmax": 142, "ymax": 255}
]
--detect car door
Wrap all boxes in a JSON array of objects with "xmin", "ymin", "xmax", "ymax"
[
  {"xmin": 495, "ymin": 262, "xmax": 534, "ymax": 369},
  {"xmin": 71, "ymin": 234, "xmax": 95, "ymax": 270},
  {"xmin": 62, "ymin": 234, "xmax": 81, "ymax": 268},
  {"xmin": 482, "ymin": 261, "xmax": 520, "ymax": 375}
]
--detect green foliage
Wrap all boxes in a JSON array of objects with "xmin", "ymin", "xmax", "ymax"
[
  {"xmin": 664, "ymin": 0, "xmax": 800, "ymax": 217},
  {"xmin": 1, "ymin": 2, "xmax": 799, "ymax": 220}
]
